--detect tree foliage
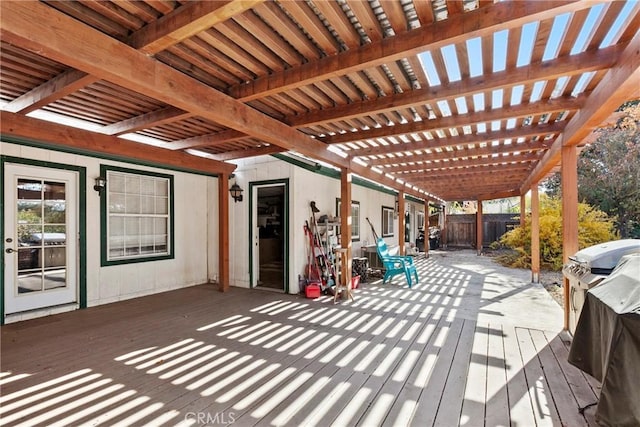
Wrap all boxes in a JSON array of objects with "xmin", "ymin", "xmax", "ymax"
[
  {"xmin": 542, "ymin": 103, "xmax": 640, "ymax": 237},
  {"xmin": 492, "ymin": 195, "xmax": 618, "ymax": 271}
]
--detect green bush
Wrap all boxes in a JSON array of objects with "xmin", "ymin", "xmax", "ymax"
[{"xmin": 492, "ymin": 195, "xmax": 618, "ymax": 271}]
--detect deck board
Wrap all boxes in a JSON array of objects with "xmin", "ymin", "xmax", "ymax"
[
  {"xmin": 1, "ymin": 250, "xmax": 599, "ymax": 427},
  {"xmin": 485, "ymin": 323, "xmax": 510, "ymax": 427}
]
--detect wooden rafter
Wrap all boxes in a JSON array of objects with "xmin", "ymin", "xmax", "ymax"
[
  {"xmin": 99, "ymin": 106, "xmax": 192, "ymax": 135},
  {"xmin": 395, "ymin": 163, "xmax": 532, "ymax": 179},
  {"xmin": 318, "ymin": 97, "xmax": 581, "ymax": 145},
  {"xmin": 374, "ymin": 152, "xmax": 541, "ymax": 173},
  {"xmin": 0, "ymin": 1, "xmax": 349, "ymax": 169},
  {"xmin": 350, "ymin": 122, "xmax": 564, "ymax": 159},
  {"xmin": 128, "ymin": 0, "xmax": 265, "ymax": 54},
  {"xmin": 166, "ymin": 129, "xmax": 249, "ymax": 150},
  {"xmin": 2, "ymin": 0, "xmax": 259, "ymax": 124},
  {"xmin": 1, "ymin": 111, "xmax": 235, "ymax": 175},
  {"xmin": 522, "ymin": 28, "xmax": 640, "ymax": 192},
  {"xmin": 287, "ymin": 45, "xmax": 622, "ymax": 128},
  {"xmin": 207, "ymin": 145, "xmax": 285, "ymax": 161},
  {"xmin": 362, "ymin": 140, "xmax": 551, "ymax": 167},
  {"xmin": 227, "ymin": 1, "xmax": 590, "ymax": 101},
  {"xmin": 1, "ymin": 0, "xmax": 637, "ymax": 203},
  {"xmin": 2, "ymin": 69, "xmax": 95, "ymax": 114}
]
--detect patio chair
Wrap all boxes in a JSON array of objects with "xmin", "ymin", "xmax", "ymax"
[{"xmin": 375, "ymin": 238, "xmax": 419, "ymax": 287}]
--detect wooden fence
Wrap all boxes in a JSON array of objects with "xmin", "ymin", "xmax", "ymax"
[{"xmin": 445, "ymin": 213, "xmax": 520, "ymax": 248}]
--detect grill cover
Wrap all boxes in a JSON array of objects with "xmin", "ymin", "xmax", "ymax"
[{"xmin": 568, "ymin": 254, "xmax": 640, "ymax": 427}]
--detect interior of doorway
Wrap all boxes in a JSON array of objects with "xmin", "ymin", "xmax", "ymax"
[{"xmin": 256, "ymin": 185, "xmax": 285, "ymax": 291}]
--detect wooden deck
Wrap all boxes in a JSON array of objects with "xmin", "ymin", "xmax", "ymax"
[{"xmin": 1, "ymin": 250, "xmax": 601, "ymax": 427}]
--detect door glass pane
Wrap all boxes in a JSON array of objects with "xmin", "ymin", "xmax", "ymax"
[
  {"xmin": 18, "ymin": 271, "xmax": 44, "ymax": 294},
  {"xmin": 18, "ymin": 247, "xmax": 40, "ymax": 272},
  {"xmin": 17, "ymin": 201, "xmax": 42, "ymax": 223},
  {"xmin": 43, "ymin": 245, "xmax": 66, "ymax": 290},
  {"xmin": 44, "ymin": 269, "xmax": 66, "ymax": 290},
  {"xmin": 44, "ymin": 225, "xmax": 66, "ymax": 244},
  {"xmin": 15, "ymin": 178, "xmax": 68, "ymax": 294},
  {"xmin": 18, "ymin": 225, "xmax": 42, "ymax": 246}
]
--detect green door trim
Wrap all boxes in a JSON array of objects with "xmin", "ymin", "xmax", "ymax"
[
  {"xmin": 249, "ymin": 179, "xmax": 290, "ymax": 293},
  {"xmin": 1, "ymin": 156, "xmax": 87, "ymax": 325}
]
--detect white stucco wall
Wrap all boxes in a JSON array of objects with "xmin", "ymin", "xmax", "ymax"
[
  {"xmin": 1, "ymin": 141, "xmax": 218, "ymax": 312},
  {"xmin": 230, "ymin": 155, "xmax": 426, "ymax": 294},
  {"xmin": 2, "ymin": 142, "xmax": 427, "ymax": 321}
]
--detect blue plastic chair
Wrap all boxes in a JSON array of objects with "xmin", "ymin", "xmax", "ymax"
[{"xmin": 375, "ymin": 238, "xmax": 418, "ymax": 287}]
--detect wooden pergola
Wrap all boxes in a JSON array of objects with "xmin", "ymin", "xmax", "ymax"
[{"xmin": 1, "ymin": 1, "xmax": 639, "ymax": 329}]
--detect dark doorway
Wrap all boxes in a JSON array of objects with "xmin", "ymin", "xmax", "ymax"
[{"xmin": 256, "ymin": 185, "xmax": 285, "ymax": 290}]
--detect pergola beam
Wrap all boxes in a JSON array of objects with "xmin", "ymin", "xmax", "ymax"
[
  {"xmin": 166, "ymin": 129, "xmax": 249, "ymax": 150},
  {"xmin": 287, "ymin": 46, "xmax": 621, "ymax": 128},
  {"xmin": 395, "ymin": 164, "xmax": 532, "ymax": 180},
  {"xmin": 2, "ymin": 69, "xmax": 96, "ymax": 114},
  {"xmin": 356, "ymin": 123, "xmax": 563, "ymax": 160},
  {"xmin": 208, "ymin": 145, "xmax": 285, "ymax": 161},
  {"xmin": 99, "ymin": 106, "xmax": 192, "ymax": 136},
  {"xmin": 319, "ymin": 97, "xmax": 581, "ymax": 145},
  {"xmin": 228, "ymin": 1, "xmax": 589, "ymax": 101},
  {"xmin": 434, "ymin": 188, "xmax": 521, "ymax": 201},
  {"xmin": 128, "ymin": 0, "xmax": 265, "ymax": 54},
  {"xmin": 0, "ymin": 1, "xmax": 349, "ymax": 170},
  {"xmin": 2, "ymin": 0, "xmax": 259, "ymax": 122},
  {"xmin": 376, "ymin": 152, "xmax": 541, "ymax": 173},
  {"xmin": 0, "ymin": 111, "xmax": 235, "ymax": 176},
  {"xmin": 522, "ymin": 28, "xmax": 640, "ymax": 192}
]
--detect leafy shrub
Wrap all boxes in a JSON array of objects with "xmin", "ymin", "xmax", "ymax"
[{"xmin": 492, "ymin": 195, "xmax": 618, "ymax": 271}]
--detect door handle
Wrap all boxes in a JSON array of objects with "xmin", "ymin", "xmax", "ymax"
[{"xmin": 5, "ymin": 248, "xmax": 16, "ymax": 254}]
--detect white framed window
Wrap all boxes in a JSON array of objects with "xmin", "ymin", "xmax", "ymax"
[
  {"xmin": 336, "ymin": 199, "xmax": 360, "ymax": 241},
  {"xmin": 382, "ymin": 206, "xmax": 394, "ymax": 237},
  {"xmin": 101, "ymin": 165, "xmax": 174, "ymax": 265}
]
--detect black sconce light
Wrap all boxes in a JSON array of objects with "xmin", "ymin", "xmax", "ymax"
[
  {"xmin": 229, "ymin": 182, "xmax": 243, "ymax": 203},
  {"xmin": 94, "ymin": 176, "xmax": 107, "ymax": 194}
]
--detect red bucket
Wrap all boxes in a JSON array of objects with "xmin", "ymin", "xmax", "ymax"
[{"xmin": 351, "ymin": 275, "xmax": 361, "ymax": 289}]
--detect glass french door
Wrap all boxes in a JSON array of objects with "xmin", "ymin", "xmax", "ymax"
[{"xmin": 4, "ymin": 164, "xmax": 78, "ymax": 314}]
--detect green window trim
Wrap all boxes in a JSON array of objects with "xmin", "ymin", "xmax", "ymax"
[
  {"xmin": 100, "ymin": 164, "xmax": 175, "ymax": 266},
  {"xmin": 381, "ymin": 205, "xmax": 394, "ymax": 237},
  {"xmin": 335, "ymin": 198, "xmax": 361, "ymax": 242}
]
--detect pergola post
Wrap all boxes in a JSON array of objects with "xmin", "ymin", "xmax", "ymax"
[
  {"xmin": 531, "ymin": 183, "xmax": 540, "ymax": 283},
  {"xmin": 562, "ymin": 145, "xmax": 579, "ymax": 330},
  {"xmin": 520, "ymin": 194, "xmax": 527, "ymax": 227},
  {"xmin": 218, "ymin": 173, "xmax": 230, "ymax": 292},
  {"xmin": 441, "ymin": 205, "xmax": 447, "ymax": 249},
  {"xmin": 398, "ymin": 191, "xmax": 406, "ymax": 255},
  {"xmin": 476, "ymin": 200, "xmax": 483, "ymax": 255},
  {"xmin": 424, "ymin": 198, "xmax": 430, "ymax": 258},
  {"xmin": 340, "ymin": 168, "xmax": 353, "ymax": 289}
]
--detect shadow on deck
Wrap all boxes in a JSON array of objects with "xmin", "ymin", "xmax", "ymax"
[{"xmin": 0, "ymin": 250, "xmax": 601, "ymax": 426}]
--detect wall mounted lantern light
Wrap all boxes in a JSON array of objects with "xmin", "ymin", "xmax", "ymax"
[
  {"xmin": 229, "ymin": 182, "xmax": 243, "ymax": 203},
  {"xmin": 94, "ymin": 176, "xmax": 107, "ymax": 194}
]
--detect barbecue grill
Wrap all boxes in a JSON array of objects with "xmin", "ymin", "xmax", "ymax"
[{"xmin": 562, "ymin": 239, "xmax": 640, "ymax": 335}]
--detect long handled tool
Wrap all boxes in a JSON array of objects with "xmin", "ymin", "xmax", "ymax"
[
  {"xmin": 309, "ymin": 201, "xmax": 337, "ymax": 290},
  {"xmin": 366, "ymin": 217, "xmax": 380, "ymax": 242},
  {"xmin": 304, "ymin": 221, "xmax": 321, "ymax": 281}
]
